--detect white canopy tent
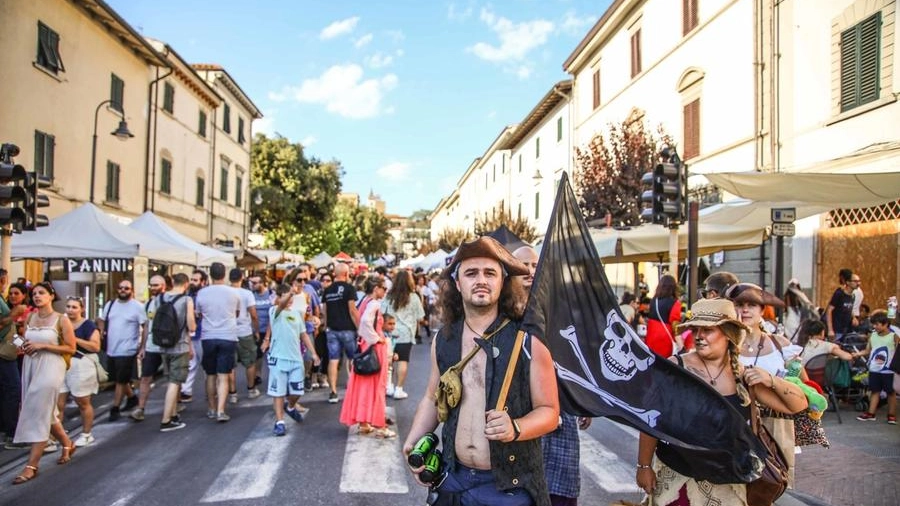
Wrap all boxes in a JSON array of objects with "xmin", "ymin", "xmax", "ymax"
[
  {"xmin": 309, "ymin": 251, "xmax": 333, "ymax": 267},
  {"xmin": 400, "ymin": 254, "xmax": 425, "ymax": 269},
  {"xmin": 12, "ymin": 203, "xmax": 196, "ymax": 264},
  {"xmin": 417, "ymin": 249, "xmax": 449, "ymax": 271},
  {"xmin": 130, "ymin": 212, "xmax": 235, "ymax": 267}
]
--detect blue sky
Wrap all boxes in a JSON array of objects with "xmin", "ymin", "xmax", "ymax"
[{"xmin": 108, "ymin": 0, "xmax": 611, "ymax": 216}]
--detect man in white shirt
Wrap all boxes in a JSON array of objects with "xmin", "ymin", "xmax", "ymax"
[
  {"xmin": 195, "ymin": 262, "xmax": 240, "ymax": 422},
  {"xmin": 101, "ymin": 280, "xmax": 147, "ymax": 421},
  {"xmin": 229, "ymin": 268, "xmax": 260, "ymax": 403}
]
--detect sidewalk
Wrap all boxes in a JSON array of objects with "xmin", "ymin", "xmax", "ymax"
[{"xmin": 788, "ymin": 405, "xmax": 900, "ymax": 506}]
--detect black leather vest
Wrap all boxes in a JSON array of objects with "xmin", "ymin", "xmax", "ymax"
[{"xmin": 435, "ymin": 316, "xmax": 550, "ymax": 506}]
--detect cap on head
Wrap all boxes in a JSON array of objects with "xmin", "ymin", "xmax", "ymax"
[{"xmin": 445, "ymin": 236, "xmax": 530, "ymax": 280}]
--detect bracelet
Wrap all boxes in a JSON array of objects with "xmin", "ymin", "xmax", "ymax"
[
  {"xmin": 636, "ymin": 464, "xmax": 652, "ymax": 469},
  {"xmin": 511, "ymin": 418, "xmax": 522, "ymax": 441}
]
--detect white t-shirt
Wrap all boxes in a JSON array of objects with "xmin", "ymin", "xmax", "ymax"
[
  {"xmin": 234, "ymin": 287, "xmax": 256, "ymax": 337},
  {"xmin": 196, "ymin": 284, "xmax": 240, "ymax": 341},
  {"xmin": 103, "ymin": 299, "xmax": 148, "ymax": 357},
  {"xmin": 799, "ymin": 339, "xmax": 838, "ymax": 366}
]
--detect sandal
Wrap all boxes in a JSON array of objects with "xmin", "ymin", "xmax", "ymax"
[
  {"xmin": 358, "ymin": 425, "xmax": 375, "ymax": 435},
  {"xmin": 57, "ymin": 445, "xmax": 76, "ymax": 465},
  {"xmin": 12, "ymin": 465, "xmax": 38, "ymax": 485},
  {"xmin": 375, "ymin": 427, "xmax": 397, "ymax": 439}
]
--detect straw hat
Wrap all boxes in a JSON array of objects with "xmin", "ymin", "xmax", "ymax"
[{"xmin": 678, "ymin": 298, "xmax": 751, "ymax": 333}]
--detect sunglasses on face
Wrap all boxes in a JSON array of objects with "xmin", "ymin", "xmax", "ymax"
[
  {"xmin": 67, "ymin": 296, "xmax": 84, "ymax": 302},
  {"xmin": 118, "ymin": 286, "xmax": 131, "ymax": 291}
]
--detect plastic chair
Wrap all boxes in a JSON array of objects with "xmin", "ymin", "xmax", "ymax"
[{"xmin": 805, "ymin": 354, "xmax": 842, "ymax": 423}]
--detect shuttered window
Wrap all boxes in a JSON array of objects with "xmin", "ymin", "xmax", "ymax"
[
  {"xmin": 110, "ymin": 74, "xmax": 124, "ymax": 113},
  {"xmin": 683, "ymin": 0, "xmax": 699, "ymax": 36},
  {"xmin": 220, "ymin": 167, "xmax": 229, "ymax": 200},
  {"xmin": 238, "ymin": 117, "xmax": 246, "ymax": 144},
  {"xmin": 33, "ymin": 130, "xmax": 55, "ymax": 180},
  {"xmin": 106, "ymin": 161, "xmax": 120, "ymax": 202},
  {"xmin": 223, "ymin": 103, "xmax": 232, "ymax": 134},
  {"xmin": 683, "ymin": 99, "xmax": 700, "ymax": 160},
  {"xmin": 235, "ymin": 174, "xmax": 243, "ymax": 207},
  {"xmin": 196, "ymin": 177, "xmax": 205, "ymax": 207},
  {"xmin": 630, "ymin": 29, "xmax": 642, "ymax": 78},
  {"xmin": 36, "ymin": 22, "xmax": 65, "ymax": 74},
  {"xmin": 840, "ymin": 13, "xmax": 881, "ymax": 112},
  {"xmin": 160, "ymin": 159, "xmax": 172, "ymax": 194},
  {"xmin": 557, "ymin": 117, "xmax": 563, "ymax": 142},
  {"xmin": 163, "ymin": 82, "xmax": 175, "ymax": 113},
  {"xmin": 592, "ymin": 68, "xmax": 601, "ymax": 109},
  {"xmin": 198, "ymin": 110, "xmax": 207, "ymax": 137}
]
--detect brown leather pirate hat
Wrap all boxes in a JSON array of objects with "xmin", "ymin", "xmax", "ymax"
[{"xmin": 445, "ymin": 236, "xmax": 530, "ymax": 278}]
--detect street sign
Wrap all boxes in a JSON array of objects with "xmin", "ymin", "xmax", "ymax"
[
  {"xmin": 771, "ymin": 208, "xmax": 796, "ymax": 223},
  {"xmin": 771, "ymin": 223, "xmax": 795, "ymax": 237}
]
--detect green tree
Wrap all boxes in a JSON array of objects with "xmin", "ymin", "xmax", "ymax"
[
  {"xmin": 250, "ymin": 133, "xmax": 343, "ymax": 251},
  {"xmin": 474, "ymin": 211, "xmax": 540, "ymax": 243},
  {"xmin": 574, "ymin": 115, "xmax": 674, "ymax": 227}
]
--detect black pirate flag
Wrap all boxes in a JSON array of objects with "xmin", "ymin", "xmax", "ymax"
[{"xmin": 521, "ymin": 173, "xmax": 765, "ymax": 484}]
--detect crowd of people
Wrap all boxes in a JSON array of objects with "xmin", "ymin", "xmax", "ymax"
[{"xmin": 0, "ymin": 249, "xmax": 895, "ymax": 506}]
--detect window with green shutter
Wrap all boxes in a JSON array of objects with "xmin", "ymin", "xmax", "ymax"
[
  {"xmin": 160, "ymin": 159, "xmax": 172, "ymax": 194},
  {"xmin": 238, "ymin": 117, "xmax": 246, "ymax": 144},
  {"xmin": 36, "ymin": 22, "xmax": 65, "ymax": 74},
  {"xmin": 220, "ymin": 166, "xmax": 228, "ymax": 200},
  {"xmin": 235, "ymin": 174, "xmax": 243, "ymax": 207},
  {"xmin": 534, "ymin": 193, "xmax": 540, "ymax": 220},
  {"xmin": 106, "ymin": 161, "xmax": 120, "ymax": 202},
  {"xmin": 198, "ymin": 110, "xmax": 207, "ymax": 137},
  {"xmin": 535, "ymin": 137, "xmax": 540, "ymax": 158},
  {"xmin": 110, "ymin": 74, "xmax": 124, "ymax": 113},
  {"xmin": 223, "ymin": 103, "xmax": 231, "ymax": 133},
  {"xmin": 196, "ymin": 177, "xmax": 205, "ymax": 207},
  {"xmin": 557, "ymin": 117, "xmax": 563, "ymax": 142},
  {"xmin": 33, "ymin": 130, "xmax": 55, "ymax": 180},
  {"xmin": 840, "ymin": 13, "xmax": 881, "ymax": 112},
  {"xmin": 163, "ymin": 82, "xmax": 175, "ymax": 113}
]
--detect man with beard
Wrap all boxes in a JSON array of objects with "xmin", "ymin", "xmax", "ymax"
[
  {"xmin": 131, "ymin": 275, "xmax": 167, "ymax": 421},
  {"xmin": 100, "ymin": 279, "xmax": 147, "ymax": 421},
  {"xmin": 403, "ymin": 237, "xmax": 559, "ymax": 506},
  {"xmin": 180, "ymin": 269, "xmax": 208, "ymax": 403}
]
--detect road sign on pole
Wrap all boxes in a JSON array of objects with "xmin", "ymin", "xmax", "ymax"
[{"xmin": 771, "ymin": 223, "xmax": 795, "ymax": 237}]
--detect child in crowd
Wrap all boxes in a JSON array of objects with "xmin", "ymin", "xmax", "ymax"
[
  {"xmin": 383, "ymin": 314, "xmax": 397, "ymax": 396},
  {"xmin": 261, "ymin": 283, "xmax": 320, "ymax": 436},
  {"xmin": 852, "ymin": 311, "xmax": 898, "ymax": 424}
]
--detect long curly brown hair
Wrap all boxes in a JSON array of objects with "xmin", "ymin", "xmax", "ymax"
[
  {"xmin": 386, "ymin": 270, "xmax": 415, "ymax": 311},
  {"xmin": 438, "ymin": 269, "xmax": 526, "ymax": 327}
]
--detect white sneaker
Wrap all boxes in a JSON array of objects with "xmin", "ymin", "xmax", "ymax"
[
  {"xmin": 386, "ymin": 383, "xmax": 395, "ymax": 396},
  {"xmin": 247, "ymin": 387, "xmax": 261, "ymax": 399},
  {"xmin": 228, "ymin": 392, "xmax": 238, "ymax": 404},
  {"xmin": 74, "ymin": 433, "xmax": 95, "ymax": 447},
  {"xmin": 393, "ymin": 387, "xmax": 408, "ymax": 400},
  {"xmin": 43, "ymin": 440, "xmax": 59, "ymax": 453}
]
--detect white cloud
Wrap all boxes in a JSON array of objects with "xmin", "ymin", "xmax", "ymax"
[
  {"xmin": 300, "ymin": 135, "xmax": 318, "ymax": 147},
  {"xmin": 355, "ymin": 33, "xmax": 373, "ymax": 48},
  {"xmin": 447, "ymin": 2, "xmax": 474, "ymax": 21},
  {"xmin": 253, "ymin": 109, "xmax": 276, "ymax": 135},
  {"xmin": 385, "ymin": 29, "xmax": 405, "ymax": 43},
  {"xmin": 467, "ymin": 8, "xmax": 554, "ymax": 78},
  {"xmin": 365, "ymin": 52, "xmax": 394, "ymax": 68},
  {"xmin": 320, "ymin": 17, "xmax": 360, "ymax": 40},
  {"xmin": 376, "ymin": 162, "xmax": 412, "ymax": 181},
  {"xmin": 272, "ymin": 64, "xmax": 398, "ymax": 119},
  {"xmin": 560, "ymin": 11, "xmax": 597, "ymax": 36}
]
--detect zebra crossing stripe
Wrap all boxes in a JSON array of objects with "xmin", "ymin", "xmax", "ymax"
[
  {"xmin": 579, "ymin": 430, "xmax": 642, "ymax": 494},
  {"xmin": 199, "ymin": 412, "xmax": 297, "ymax": 502},
  {"xmin": 339, "ymin": 407, "xmax": 409, "ymax": 494}
]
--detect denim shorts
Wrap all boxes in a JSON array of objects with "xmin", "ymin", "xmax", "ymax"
[
  {"xmin": 326, "ymin": 329, "xmax": 357, "ymax": 360},
  {"xmin": 201, "ymin": 339, "xmax": 237, "ymax": 375},
  {"xmin": 437, "ymin": 464, "xmax": 533, "ymax": 506}
]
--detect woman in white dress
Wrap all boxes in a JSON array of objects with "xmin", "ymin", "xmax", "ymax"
[{"xmin": 12, "ymin": 282, "xmax": 77, "ymax": 485}]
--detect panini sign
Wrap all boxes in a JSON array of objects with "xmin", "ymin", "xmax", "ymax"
[{"xmin": 65, "ymin": 258, "xmax": 132, "ymax": 273}]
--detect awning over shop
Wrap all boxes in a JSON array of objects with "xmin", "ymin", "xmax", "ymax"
[
  {"xmin": 705, "ymin": 171, "xmax": 900, "ymax": 206},
  {"xmin": 11, "ymin": 203, "xmax": 196, "ymax": 264},
  {"xmin": 247, "ymin": 249, "xmax": 304, "ymax": 267},
  {"xmin": 130, "ymin": 212, "xmax": 235, "ymax": 267}
]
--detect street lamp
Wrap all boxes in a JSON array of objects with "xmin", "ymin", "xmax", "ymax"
[{"xmin": 90, "ymin": 99, "xmax": 134, "ymax": 203}]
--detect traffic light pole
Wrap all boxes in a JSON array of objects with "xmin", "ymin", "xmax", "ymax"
[
  {"xmin": 668, "ymin": 227, "xmax": 678, "ymax": 279},
  {"xmin": 1, "ymin": 228, "xmax": 11, "ymax": 272}
]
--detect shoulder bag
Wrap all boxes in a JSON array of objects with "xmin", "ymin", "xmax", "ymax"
[
  {"xmin": 745, "ymin": 386, "xmax": 789, "ymax": 506},
  {"xmin": 352, "ymin": 344, "xmax": 381, "ymax": 376}
]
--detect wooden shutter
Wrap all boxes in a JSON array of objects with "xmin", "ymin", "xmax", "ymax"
[
  {"xmin": 631, "ymin": 30, "xmax": 642, "ymax": 78},
  {"xmin": 857, "ymin": 14, "xmax": 881, "ymax": 105},
  {"xmin": 683, "ymin": 99, "xmax": 700, "ymax": 159},
  {"xmin": 592, "ymin": 68, "xmax": 601, "ymax": 109},
  {"xmin": 163, "ymin": 82, "xmax": 175, "ymax": 113}
]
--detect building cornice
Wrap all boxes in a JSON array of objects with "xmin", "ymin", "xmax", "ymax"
[
  {"xmin": 146, "ymin": 38, "xmax": 222, "ymax": 109},
  {"xmin": 500, "ymin": 80, "xmax": 572, "ymax": 150},
  {"xmin": 192, "ymin": 64, "xmax": 263, "ymax": 119},
  {"xmin": 562, "ymin": 0, "xmax": 633, "ymax": 73},
  {"xmin": 70, "ymin": 0, "xmax": 169, "ymax": 68}
]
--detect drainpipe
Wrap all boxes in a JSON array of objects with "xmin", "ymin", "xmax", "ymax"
[
  {"xmin": 769, "ymin": 0, "xmax": 779, "ymax": 174},
  {"xmin": 144, "ymin": 51, "xmax": 174, "ymax": 212},
  {"xmin": 752, "ymin": 0, "xmax": 762, "ymax": 171},
  {"xmin": 207, "ymin": 76, "xmax": 217, "ymax": 243}
]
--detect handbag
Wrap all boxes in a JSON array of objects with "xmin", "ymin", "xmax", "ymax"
[
  {"xmin": 0, "ymin": 337, "xmax": 17, "ymax": 361},
  {"xmin": 352, "ymin": 344, "xmax": 381, "ymax": 376},
  {"xmin": 826, "ymin": 359, "xmax": 851, "ymax": 388},
  {"xmin": 87, "ymin": 352, "xmax": 109, "ymax": 383},
  {"xmin": 746, "ymin": 388, "xmax": 789, "ymax": 506}
]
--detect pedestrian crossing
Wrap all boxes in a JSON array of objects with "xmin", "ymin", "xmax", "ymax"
[{"xmin": 0, "ymin": 392, "xmax": 646, "ymax": 505}]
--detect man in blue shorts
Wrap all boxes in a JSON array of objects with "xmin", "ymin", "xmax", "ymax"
[
  {"xmin": 195, "ymin": 262, "xmax": 240, "ymax": 422},
  {"xmin": 321, "ymin": 262, "xmax": 359, "ymax": 404}
]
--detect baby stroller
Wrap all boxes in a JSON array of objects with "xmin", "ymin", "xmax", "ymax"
[{"xmin": 836, "ymin": 332, "xmax": 870, "ymax": 412}]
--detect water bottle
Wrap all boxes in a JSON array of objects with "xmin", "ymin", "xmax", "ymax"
[{"xmin": 887, "ymin": 296, "xmax": 897, "ymax": 319}]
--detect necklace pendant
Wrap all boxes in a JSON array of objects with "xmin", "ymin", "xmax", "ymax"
[{"xmin": 710, "ymin": 379, "xmax": 716, "ymax": 385}]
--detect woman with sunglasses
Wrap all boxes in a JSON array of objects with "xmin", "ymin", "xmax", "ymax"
[
  {"xmin": 637, "ymin": 298, "xmax": 807, "ymax": 504},
  {"xmin": 727, "ymin": 282, "xmax": 804, "ymax": 488},
  {"xmin": 11, "ymin": 282, "xmax": 78, "ymax": 484},
  {"xmin": 56, "ymin": 296, "xmax": 101, "ymax": 448}
]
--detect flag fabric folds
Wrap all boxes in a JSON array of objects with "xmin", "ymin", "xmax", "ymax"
[{"xmin": 521, "ymin": 173, "xmax": 765, "ymax": 484}]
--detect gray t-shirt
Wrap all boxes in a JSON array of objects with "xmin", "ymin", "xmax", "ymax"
[
  {"xmin": 104, "ymin": 299, "xmax": 148, "ymax": 357},
  {"xmin": 196, "ymin": 284, "xmax": 240, "ymax": 341},
  {"xmin": 145, "ymin": 292, "xmax": 191, "ymax": 355},
  {"xmin": 234, "ymin": 287, "xmax": 256, "ymax": 337}
]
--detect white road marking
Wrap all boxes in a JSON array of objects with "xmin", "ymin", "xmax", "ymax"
[
  {"xmin": 580, "ymin": 431, "xmax": 642, "ymax": 494},
  {"xmin": 339, "ymin": 406, "xmax": 409, "ymax": 494},
  {"xmin": 199, "ymin": 412, "xmax": 297, "ymax": 502},
  {"xmin": 108, "ymin": 492, "xmax": 137, "ymax": 506}
]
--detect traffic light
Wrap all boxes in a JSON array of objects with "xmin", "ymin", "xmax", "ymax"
[
  {"xmin": 0, "ymin": 144, "xmax": 28, "ymax": 231},
  {"xmin": 24, "ymin": 172, "xmax": 50, "ymax": 230},
  {"xmin": 640, "ymin": 148, "xmax": 685, "ymax": 226}
]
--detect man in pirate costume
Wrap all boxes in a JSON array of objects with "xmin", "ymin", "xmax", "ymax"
[{"xmin": 402, "ymin": 236, "xmax": 560, "ymax": 506}]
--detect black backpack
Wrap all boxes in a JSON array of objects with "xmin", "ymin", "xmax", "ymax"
[{"xmin": 151, "ymin": 294, "xmax": 185, "ymax": 348}]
